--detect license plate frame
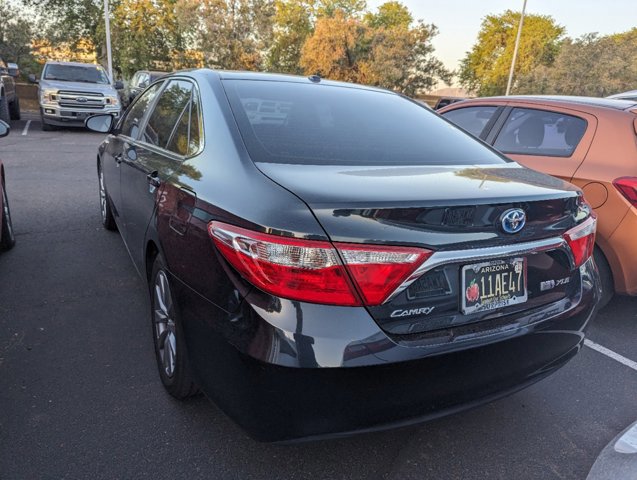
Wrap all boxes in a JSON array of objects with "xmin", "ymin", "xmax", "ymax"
[{"xmin": 461, "ymin": 257, "xmax": 527, "ymax": 315}]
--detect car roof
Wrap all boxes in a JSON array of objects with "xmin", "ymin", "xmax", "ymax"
[
  {"xmin": 465, "ymin": 95, "xmax": 637, "ymax": 111},
  {"xmin": 607, "ymin": 90, "xmax": 637, "ymax": 99}
]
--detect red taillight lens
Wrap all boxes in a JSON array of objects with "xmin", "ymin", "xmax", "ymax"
[
  {"xmin": 613, "ymin": 177, "xmax": 637, "ymax": 207},
  {"xmin": 334, "ymin": 243, "xmax": 432, "ymax": 305},
  {"xmin": 563, "ymin": 216, "xmax": 596, "ymax": 268},
  {"xmin": 208, "ymin": 221, "xmax": 433, "ymax": 307}
]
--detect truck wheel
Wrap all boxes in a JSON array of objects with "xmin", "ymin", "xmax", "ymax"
[
  {"xmin": 0, "ymin": 96, "xmax": 9, "ymax": 123},
  {"xmin": 40, "ymin": 114, "xmax": 55, "ymax": 131},
  {"xmin": 9, "ymin": 97, "xmax": 20, "ymax": 121}
]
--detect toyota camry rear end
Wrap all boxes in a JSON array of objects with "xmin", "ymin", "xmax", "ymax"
[{"xmin": 94, "ymin": 70, "xmax": 600, "ymax": 442}]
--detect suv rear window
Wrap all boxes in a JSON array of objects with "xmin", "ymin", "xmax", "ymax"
[{"xmin": 223, "ymin": 80, "xmax": 507, "ymax": 166}]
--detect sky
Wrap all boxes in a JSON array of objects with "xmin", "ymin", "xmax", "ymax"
[{"xmin": 368, "ymin": 0, "xmax": 637, "ymax": 72}]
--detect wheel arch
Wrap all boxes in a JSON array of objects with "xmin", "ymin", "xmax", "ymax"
[{"xmin": 145, "ymin": 239, "xmax": 160, "ymax": 283}]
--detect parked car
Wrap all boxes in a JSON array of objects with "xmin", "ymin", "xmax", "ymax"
[
  {"xmin": 439, "ymin": 95, "xmax": 637, "ymax": 307},
  {"xmin": 0, "ymin": 57, "xmax": 20, "ymax": 122},
  {"xmin": 7, "ymin": 63, "xmax": 19, "ymax": 78},
  {"xmin": 434, "ymin": 96, "xmax": 467, "ymax": 110},
  {"xmin": 86, "ymin": 71, "xmax": 599, "ymax": 442},
  {"xmin": 0, "ymin": 120, "xmax": 15, "ymax": 251},
  {"xmin": 29, "ymin": 61, "xmax": 123, "ymax": 131},
  {"xmin": 607, "ymin": 90, "xmax": 637, "ymax": 102},
  {"xmin": 123, "ymin": 70, "xmax": 168, "ymax": 108}
]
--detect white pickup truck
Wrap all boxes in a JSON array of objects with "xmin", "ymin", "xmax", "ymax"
[{"xmin": 29, "ymin": 61, "xmax": 123, "ymax": 131}]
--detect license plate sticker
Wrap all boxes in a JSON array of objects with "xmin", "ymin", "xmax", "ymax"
[{"xmin": 462, "ymin": 257, "xmax": 527, "ymax": 315}]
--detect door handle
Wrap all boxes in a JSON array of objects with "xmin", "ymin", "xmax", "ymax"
[{"xmin": 147, "ymin": 171, "xmax": 161, "ymax": 187}]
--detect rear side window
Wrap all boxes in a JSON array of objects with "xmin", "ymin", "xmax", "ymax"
[
  {"xmin": 442, "ymin": 106, "xmax": 498, "ymax": 138},
  {"xmin": 493, "ymin": 108, "xmax": 587, "ymax": 157},
  {"xmin": 223, "ymin": 80, "xmax": 507, "ymax": 166},
  {"xmin": 143, "ymin": 80, "xmax": 193, "ymax": 151},
  {"xmin": 120, "ymin": 82, "xmax": 163, "ymax": 139}
]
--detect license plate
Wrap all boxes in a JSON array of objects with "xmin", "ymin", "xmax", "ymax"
[{"xmin": 461, "ymin": 257, "xmax": 527, "ymax": 314}]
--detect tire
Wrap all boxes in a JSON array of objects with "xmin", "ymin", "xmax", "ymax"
[
  {"xmin": 0, "ymin": 96, "xmax": 9, "ymax": 123},
  {"xmin": 41, "ymin": 115, "xmax": 55, "ymax": 131},
  {"xmin": 594, "ymin": 247, "xmax": 613, "ymax": 310},
  {"xmin": 9, "ymin": 96, "xmax": 20, "ymax": 120},
  {"xmin": 1, "ymin": 180, "xmax": 16, "ymax": 251},
  {"xmin": 149, "ymin": 255, "xmax": 200, "ymax": 399},
  {"xmin": 98, "ymin": 164, "xmax": 117, "ymax": 231}
]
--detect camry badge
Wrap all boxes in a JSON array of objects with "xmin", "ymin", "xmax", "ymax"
[{"xmin": 500, "ymin": 208, "xmax": 526, "ymax": 234}]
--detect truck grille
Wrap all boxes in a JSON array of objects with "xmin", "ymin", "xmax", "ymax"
[{"xmin": 57, "ymin": 90, "xmax": 106, "ymax": 110}]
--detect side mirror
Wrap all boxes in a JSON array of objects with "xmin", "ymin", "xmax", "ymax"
[
  {"xmin": 28, "ymin": 73, "xmax": 38, "ymax": 84},
  {"xmin": 114, "ymin": 80, "xmax": 124, "ymax": 90},
  {"xmin": 0, "ymin": 120, "xmax": 10, "ymax": 138},
  {"xmin": 85, "ymin": 114, "xmax": 115, "ymax": 133}
]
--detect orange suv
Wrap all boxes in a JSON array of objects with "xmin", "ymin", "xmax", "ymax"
[{"xmin": 440, "ymin": 96, "xmax": 637, "ymax": 307}]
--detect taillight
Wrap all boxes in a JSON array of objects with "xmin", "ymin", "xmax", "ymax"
[
  {"xmin": 334, "ymin": 243, "xmax": 431, "ymax": 305},
  {"xmin": 613, "ymin": 177, "xmax": 637, "ymax": 207},
  {"xmin": 563, "ymin": 216, "xmax": 596, "ymax": 268},
  {"xmin": 208, "ymin": 221, "xmax": 432, "ymax": 307}
]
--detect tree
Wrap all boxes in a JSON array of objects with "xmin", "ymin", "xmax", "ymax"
[
  {"xmin": 300, "ymin": 2, "xmax": 451, "ymax": 95},
  {"xmin": 363, "ymin": 0, "xmax": 411, "ymax": 29},
  {"xmin": 361, "ymin": 22, "xmax": 452, "ymax": 96},
  {"xmin": 516, "ymin": 30, "xmax": 637, "ymax": 96},
  {"xmin": 24, "ymin": 0, "xmax": 105, "ymax": 58},
  {"xmin": 267, "ymin": 0, "xmax": 315, "ymax": 74},
  {"xmin": 459, "ymin": 10, "xmax": 565, "ymax": 96},
  {"xmin": 111, "ymin": 0, "xmax": 183, "ymax": 77},
  {"xmin": 300, "ymin": 9, "xmax": 364, "ymax": 81},
  {"xmin": 179, "ymin": 0, "xmax": 275, "ymax": 71},
  {"xmin": 0, "ymin": 1, "xmax": 34, "ymax": 64}
]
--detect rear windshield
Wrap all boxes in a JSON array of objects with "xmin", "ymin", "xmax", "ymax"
[
  {"xmin": 223, "ymin": 80, "xmax": 507, "ymax": 166},
  {"xmin": 44, "ymin": 64, "xmax": 110, "ymax": 84}
]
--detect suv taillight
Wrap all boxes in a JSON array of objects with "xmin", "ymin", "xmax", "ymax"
[
  {"xmin": 563, "ymin": 216, "xmax": 596, "ymax": 268},
  {"xmin": 208, "ymin": 222, "xmax": 433, "ymax": 306},
  {"xmin": 613, "ymin": 177, "xmax": 637, "ymax": 207}
]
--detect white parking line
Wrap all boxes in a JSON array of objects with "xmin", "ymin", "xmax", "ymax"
[
  {"xmin": 585, "ymin": 339, "xmax": 637, "ymax": 372},
  {"xmin": 21, "ymin": 120, "xmax": 31, "ymax": 136}
]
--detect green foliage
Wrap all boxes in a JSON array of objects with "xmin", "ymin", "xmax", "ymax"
[
  {"xmin": 267, "ymin": 0, "xmax": 315, "ymax": 74},
  {"xmin": 183, "ymin": 0, "xmax": 276, "ymax": 71},
  {"xmin": 300, "ymin": 2, "xmax": 451, "ymax": 95},
  {"xmin": 459, "ymin": 9, "xmax": 565, "ymax": 96},
  {"xmin": 364, "ymin": 1, "xmax": 411, "ymax": 29},
  {"xmin": 516, "ymin": 30, "xmax": 637, "ymax": 96}
]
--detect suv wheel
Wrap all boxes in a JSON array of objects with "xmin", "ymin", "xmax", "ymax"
[
  {"xmin": 0, "ymin": 96, "xmax": 9, "ymax": 123},
  {"xmin": 9, "ymin": 97, "xmax": 20, "ymax": 120}
]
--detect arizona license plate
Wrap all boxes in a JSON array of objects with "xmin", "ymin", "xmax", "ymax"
[{"xmin": 462, "ymin": 257, "xmax": 527, "ymax": 314}]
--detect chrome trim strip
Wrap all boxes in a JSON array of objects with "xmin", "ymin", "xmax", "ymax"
[{"xmin": 384, "ymin": 236, "xmax": 569, "ymax": 304}]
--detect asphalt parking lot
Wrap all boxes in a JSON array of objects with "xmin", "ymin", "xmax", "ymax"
[{"xmin": 1, "ymin": 113, "xmax": 636, "ymax": 480}]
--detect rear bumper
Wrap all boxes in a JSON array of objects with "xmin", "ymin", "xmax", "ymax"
[{"xmin": 175, "ymin": 258, "xmax": 599, "ymax": 442}]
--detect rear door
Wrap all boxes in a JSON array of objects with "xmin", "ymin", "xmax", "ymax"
[
  {"xmin": 102, "ymin": 81, "xmax": 163, "ymax": 224},
  {"xmin": 119, "ymin": 78, "xmax": 195, "ymax": 271},
  {"xmin": 489, "ymin": 105, "xmax": 597, "ymax": 182}
]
